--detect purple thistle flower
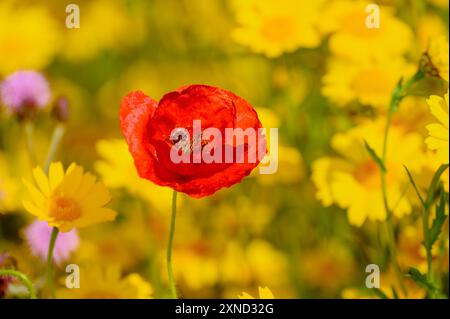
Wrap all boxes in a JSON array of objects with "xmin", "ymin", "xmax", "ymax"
[
  {"xmin": 25, "ymin": 220, "xmax": 79, "ymax": 266},
  {"xmin": 0, "ymin": 71, "xmax": 51, "ymax": 117}
]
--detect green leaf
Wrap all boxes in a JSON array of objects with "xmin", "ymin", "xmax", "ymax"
[
  {"xmin": 364, "ymin": 140, "xmax": 386, "ymax": 172},
  {"xmin": 407, "ymin": 267, "xmax": 436, "ymax": 292},
  {"xmin": 390, "ymin": 77, "xmax": 404, "ymax": 113},
  {"xmin": 426, "ymin": 186, "xmax": 448, "ymax": 249},
  {"xmin": 426, "ymin": 164, "xmax": 449, "ymax": 209},
  {"xmin": 403, "ymin": 165, "xmax": 425, "ymax": 207}
]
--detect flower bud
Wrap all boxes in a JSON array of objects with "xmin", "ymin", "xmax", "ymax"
[{"xmin": 52, "ymin": 96, "xmax": 70, "ymax": 122}]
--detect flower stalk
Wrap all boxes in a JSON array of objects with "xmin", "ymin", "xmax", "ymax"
[
  {"xmin": 46, "ymin": 227, "xmax": 59, "ymax": 299},
  {"xmin": 379, "ymin": 70, "xmax": 424, "ymax": 297},
  {"xmin": 167, "ymin": 190, "xmax": 178, "ymax": 299}
]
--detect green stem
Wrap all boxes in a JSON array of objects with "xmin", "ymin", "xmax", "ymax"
[
  {"xmin": 167, "ymin": 190, "xmax": 178, "ymax": 299},
  {"xmin": 380, "ymin": 106, "xmax": 407, "ymax": 297},
  {"xmin": 379, "ymin": 71, "xmax": 423, "ymax": 297},
  {"xmin": 422, "ymin": 164, "xmax": 448, "ymax": 293},
  {"xmin": 46, "ymin": 227, "xmax": 59, "ymax": 299},
  {"xmin": 0, "ymin": 269, "xmax": 37, "ymax": 299},
  {"xmin": 422, "ymin": 204, "xmax": 433, "ymax": 284},
  {"xmin": 44, "ymin": 124, "xmax": 65, "ymax": 174},
  {"xmin": 24, "ymin": 121, "xmax": 37, "ymax": 167}
]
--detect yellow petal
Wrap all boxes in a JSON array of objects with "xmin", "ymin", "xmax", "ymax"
[
  {"xmin": 428, "ymin": 95, "xmax": 449, "ymax": 128},
  {"xmin": 73, "ymin": 207, "xmax": 117, "ymax": 228},
  {"xmin": 33, "ymin": 166, "xmax": 50, "ymax": 196},
  {"xmin": 66, "ymin": 162, "xmax": 78, "ymax": 175},
  {"xmin": 427, "ymin": 123, "xmax": 449, "ymax": 140},
  {"xmin": 79, "ymin": 182, "xmax": 111, "ymax": 208},
  {"xmin": 238, "ymin": 292, "xmax": 255, "ymax": 299},
  {"xmin": 23, "ymin": 179, "xmax": 45, "ymax": 207},
  {"xmin": 73, "ymin": 173, "xmax": 97, "ymax": 202},
  {"xmin": 49, "ymin": 162, "xmax": 64, "ymax": 190},
  {"xmin": 23, "ymin": 200, "xmax": 44, "ymax": 217},
  {"xmin": 259, "ymin": 287, "xmax": 274, "ymax": 299},
  {"xmin": 59, "ymin": 165, "xmax": 84, "ymax": 197}
]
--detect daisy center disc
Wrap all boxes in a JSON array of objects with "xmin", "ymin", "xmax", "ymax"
[{"xmin": 49, "ymin": 196, "xmax": 81, "ymax": 221}]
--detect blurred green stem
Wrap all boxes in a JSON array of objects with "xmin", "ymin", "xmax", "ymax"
[
  {"xmin": 44, "ymin": 124, "xmax": 65, "ymax": 174},
  {"xmin": 167, "ymin": 190, "xmax": 178, "ymax": 299},
  {"xmin": 46, "ymin": 227, "xmax": 59, "ymax": 299},
  {"xmin": 24, "ymin": 121, "xmax": 37, "ymax": 167},
  {"xmin": 380, "ymin": 70, "xmax": 424, "ymax": 297},
  {"xmin": 422, "ymin": 202, "xmax": 433, "ymax": 284},
  {"xmin": 0, "ymin": 269, "xmax": 37, "ymax": 299},
  {"xmin": 422, "ymin": 164, "xmax": 448, "ymax": 291},
  {"xmin": 380, "ymin": 111, "xmax": 406, "ymax": 296}
]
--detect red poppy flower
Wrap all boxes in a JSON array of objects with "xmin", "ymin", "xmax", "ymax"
[{"xmin": 120, "ymin": 84, "xmax": 265, "ymax": 198}]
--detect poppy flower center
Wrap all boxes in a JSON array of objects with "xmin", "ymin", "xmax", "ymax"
[
  {"xmin": 49, "ymin": 196, "xmax": 81, "ymax": 221},
  {"xmin": 169, "ymin": 129, "xmax": 211, "ymax": 155}
]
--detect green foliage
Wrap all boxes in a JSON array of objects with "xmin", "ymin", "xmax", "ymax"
[{"xmin": 364, "ymin": 140, "xmax": 386, "ymax": 172}]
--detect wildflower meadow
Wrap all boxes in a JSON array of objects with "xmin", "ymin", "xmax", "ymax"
[{"xmin": 0, "ymin": 0, "xmax": 449, "ymax": 304}]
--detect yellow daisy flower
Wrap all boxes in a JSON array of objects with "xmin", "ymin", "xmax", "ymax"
[
  {"xmin": 312, "ymin": 120, "xmax": 425, "ymax": 226},
  {"xmin": 231, "ymin": 0, "xmax": 325, "ymax": 58},
  {"xmin": 57, "ymin": 265, "xmax": 153, "ymax": 299},
  {"xmin": 425, "ymin": 91, "xmax": 449, "ymax": 164},
  {"xmin": 322, "ymin": 57, "xmax": 414, "ymax": 108},
  {"xmin": 23, "ymin": 162, "xmax": 117, "ymax": 232},
  {"xmin": 0, "ymin": 1, "xmax": 60, "ymax": 75},
  {"xmin": 95, "ymin": 139, "xmax": 173, "ymax": 212},
  {"xmin": 319, "ymin": 0, "xmax": 413, "ymax": 61},
  {"xmin": 239, "ymin": 286, "xmax": 275, "ymax": 299},
  {"xmin": 426, "ymin": 36, "xmax": 449, "ymax": 82}
]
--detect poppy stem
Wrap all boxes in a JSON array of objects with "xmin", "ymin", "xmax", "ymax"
[
  {"xmin": 46, "ymin": 227, "xmax": 59, "ymax": 299},
  {"xmin": 167, "ymin": 190, "xmax": 178, "ymax": 299},
  {"xmin": 0, "ymin": 269, "xmax": 37, "ymax": 299}
]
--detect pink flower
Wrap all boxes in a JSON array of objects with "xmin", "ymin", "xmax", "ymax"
[
  {"xmin": 0, "ymin": 71, "xmax": 50, "ymax": 117},
  {"xmin": 24, "ymin": 220, "xmax": 79, "ymax": 266}
]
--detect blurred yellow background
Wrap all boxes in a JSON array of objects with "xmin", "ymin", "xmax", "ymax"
[{"xmin": 0, "ymin": 0, "xmax": 449, "ymax": 299}]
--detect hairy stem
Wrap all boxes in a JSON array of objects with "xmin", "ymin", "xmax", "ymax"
[
  {"xmin": 167, "ymin": 190, "xmax": 178, "ymax": 299},
  {"xmin": 46, "ymin": 227, "xmax": 59, "ymax": 299}
]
